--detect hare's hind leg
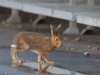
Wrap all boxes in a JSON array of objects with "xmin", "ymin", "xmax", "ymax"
[
  {"xmin": 11, "ymin": 43, "xmax": 30, "ymax": 67},
  {"xmin": 11, "ymin": 47, "xmax": 23, "ymax": 67}
]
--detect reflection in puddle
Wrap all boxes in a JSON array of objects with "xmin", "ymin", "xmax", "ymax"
[
  {"xmin": 2, "ymin": 60, "xmax": 85, "ymax": 75},
  {"xmin": 15, "ymin": 62, "xmax": 51, "ymax": 74},
  {"xmin": 17, "ymin": 65, "xmax": 36, "ymax": 74},
  {"xmin": 22, "ymin": 61, "xmax": 85, "ymax": 75},
  {"xmin": 38, "ymin": 63, "xmax": 51, "ymax": 74},
  {"xmin": 13, "ymin": 61, "xmax": 51, "ymax": 74}
]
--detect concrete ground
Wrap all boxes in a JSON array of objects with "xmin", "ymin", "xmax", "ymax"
[{"xmin": 0, "ymin": 7, "xmax": 100, "ymax": 74}]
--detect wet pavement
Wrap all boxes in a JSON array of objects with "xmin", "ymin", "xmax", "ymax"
[
  {"xmin": 0, "ymin": 46, "xmax": 100, "ymax": 75},
  {"xmin": 0, "ymin": 47, "xmax": 34, "ymax": 75},
  {"xmin": 0, "ymin": 46, "xmax": 51, "ymax": 75}
]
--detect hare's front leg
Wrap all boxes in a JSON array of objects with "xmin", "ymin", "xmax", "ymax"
[
  {"xmin": 38, "ymin": 63, "xmax": 51, "ymax": 73},
  {"xmin": 38, "ymin": 54, "xmax": 44, "ymax": 66},
  {"xmin": 41, "ymin": 63, "xmax": 51, "ymax": 73},
  {"xmin": 11, "ymin": 48, "xmax": 23, "ymax": 67},
  {"xmin": 38, "ymin": 54, "xmax": 51, "ymax": 73},
  {"xmin": 42, "ymin": 54, "xmax": 54, "ymax": 65}
]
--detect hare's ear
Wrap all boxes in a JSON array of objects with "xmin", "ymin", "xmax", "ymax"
[
  {"xmin": 50, "ymin": 24, "xmax": 56, "ymax": 36},
  {"xmin": 55, "ymin": 24, "xmax": 61, "ymax": 35}
]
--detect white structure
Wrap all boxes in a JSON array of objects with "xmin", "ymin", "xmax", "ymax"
[
  {"xmin": 64, "ymin": 0, "xmax": 95, "ymax": 35},
  {"xmin": 0, "ymin": 0, "xmax": 99, "ymax": 35}
]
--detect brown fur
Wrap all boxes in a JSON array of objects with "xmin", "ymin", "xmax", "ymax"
[
  {"xmin": 11, "ymin": 24, "xmax": 62, "ymax": 67},
  {"xmin": 14, "ymin": 32, "xmax": 56, "ymax": 53}
]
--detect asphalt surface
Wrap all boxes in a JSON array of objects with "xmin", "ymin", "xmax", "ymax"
[{"xmin": 0, "ymin": 46, "xmax": 100, "ymax": 75}]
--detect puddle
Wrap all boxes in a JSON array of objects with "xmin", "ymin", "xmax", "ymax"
[
  {"xmin": 22, "ymin": 61, "xmax": 86, "ymax": 75},
  {"xmin": 16, "ymin": 65, "xmax": 36, "ymax": 74}
]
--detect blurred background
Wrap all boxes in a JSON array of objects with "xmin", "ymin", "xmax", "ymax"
[{"xmin": 0, "ymin": 0, "xmax": 100, "ymax": 75}]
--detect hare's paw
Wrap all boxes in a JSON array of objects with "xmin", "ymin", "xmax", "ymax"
[
  {"xmin": 38, "ymin": 60, "xmax": 44, "ymax": 65},
  {"xmin": 16, "ymin": 58, "xmax": 24, "ymax": 63},
  {"xmin": 47, "ymin": 61, "xmax": 54, "ymax": 65},
  {"xmin": 12, "ymin": 59, "xmax": 24, "ymax": 67},
  {"xmin": 12, "ymin": 62, "xmax": 22, "ymax": 67}
]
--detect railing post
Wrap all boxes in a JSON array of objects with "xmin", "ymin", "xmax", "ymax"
[
  {"xmin": 80, "ymin": 0, "xmax": 95, "ymax": 35},
  {"xmin": 63, "ymin": 0, "xmax": 79, "ymax": 34},
  {"xmin": 88, "ymin": 0, "xmax": 95, "ymax": 5},
  {"xmin": 70, "ymin": 0, "xmax": 77, "ymax": 5},
  {"xmin": 7, "ymin": 9, "xmax": 21, "ymax": 23}
]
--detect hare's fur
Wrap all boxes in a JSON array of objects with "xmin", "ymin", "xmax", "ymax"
[{"xmin": 11, "ymin": 24, "xmax": 62, "ymax": 67}]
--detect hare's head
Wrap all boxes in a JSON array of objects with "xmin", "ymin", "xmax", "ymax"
[{"xmin": 50, "ymin": 24, "xmax": 63, "ymax": 48}]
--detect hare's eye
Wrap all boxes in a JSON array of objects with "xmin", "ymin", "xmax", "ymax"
[{"xmin": 56, "ymin": 38, "xmax": 58, "ymax": 41}]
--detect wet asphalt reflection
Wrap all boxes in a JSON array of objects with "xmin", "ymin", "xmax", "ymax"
[{"xmin": 0, "ymin": 47, "xmax": 100, "ymax": 74}]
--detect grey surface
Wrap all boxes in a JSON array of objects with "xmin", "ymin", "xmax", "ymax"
[
  {"xmin": 0, "ymin": 47, "xmax": 35, "ymax": 75},
  {"xmin": 0, "ymin": 47, "xmax": 57, "ymax": 75},
  {"xmin": 0, "ymin": 46, "xmax": 100, "ymax": 74}
]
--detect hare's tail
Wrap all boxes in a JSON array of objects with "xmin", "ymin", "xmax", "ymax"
[{"xmin": 10, "ymin": 44, "xmax": 16, "ymax": 48}]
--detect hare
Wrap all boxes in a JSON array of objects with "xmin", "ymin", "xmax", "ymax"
[{"xmin": 11, "ymin": 24, "xmax": 63, "ymax": 67}]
